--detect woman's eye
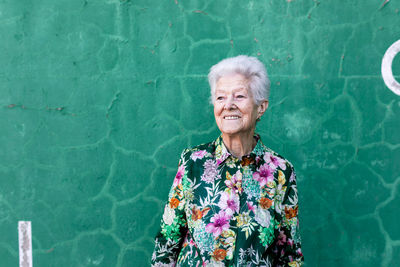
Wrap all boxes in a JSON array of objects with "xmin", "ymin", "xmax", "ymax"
[
  {"xmin": 216, "ymin": 96, "xmax": 224, "ymax": 100},
  {"xmin": 237, "ymin": 95, "xmax": 245, "ymax": 98}
]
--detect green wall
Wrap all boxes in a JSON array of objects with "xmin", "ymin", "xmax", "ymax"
[{"xmin": 1, "ymin": 0, "xmax": 400, "ymax": 266}]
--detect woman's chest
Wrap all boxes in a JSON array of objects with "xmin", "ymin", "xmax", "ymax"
[{"xmin": 183, "ymin": 162, "xmax": 279, "ymax": 252}]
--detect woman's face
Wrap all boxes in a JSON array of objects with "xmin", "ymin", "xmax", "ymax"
[{"xmin": 214, "ymin": 73, "xmax": 267, "ymax": 137}]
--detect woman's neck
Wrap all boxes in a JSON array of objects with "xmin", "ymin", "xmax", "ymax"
[{"xmin": 221, "ymin": 132, "xmax": 256, "ymax": 159}]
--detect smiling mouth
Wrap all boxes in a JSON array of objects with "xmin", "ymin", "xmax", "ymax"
[{"xmin": 224, "ymin": 116, "xmax": 240, "ymax": 120}]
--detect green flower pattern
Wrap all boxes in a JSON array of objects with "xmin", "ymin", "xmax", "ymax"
[{"xmin": 151, "ymin": 135, "xmax": 304, "ymax": 266}]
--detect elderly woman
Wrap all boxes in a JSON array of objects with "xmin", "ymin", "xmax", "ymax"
[{"xmin": 151, "ymin": 55, "xmax": 304, "ymax": 266}]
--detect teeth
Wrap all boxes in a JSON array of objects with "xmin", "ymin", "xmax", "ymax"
[{"xmin": 224, "ymin": 116, "xmax": 239, "ymax": 120}]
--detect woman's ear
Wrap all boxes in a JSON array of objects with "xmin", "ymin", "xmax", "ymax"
[{"xmin": 257, "ymin": 100, "xmax": 269, "ymax": 119}]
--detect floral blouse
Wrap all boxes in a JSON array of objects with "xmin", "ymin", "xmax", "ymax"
[{"xmin": 151, "ymin": 135, "xmax": 304, "ymax": 267}]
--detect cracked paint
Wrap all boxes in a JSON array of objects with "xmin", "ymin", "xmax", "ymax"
[{"xmin": 0, "ymin": 0, "xmax": 399, "ymax": 266}]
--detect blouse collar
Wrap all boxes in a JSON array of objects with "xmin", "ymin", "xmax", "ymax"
[{"xmin": 214, "ymin": 134, "xmax": 265, "ymax": 166}]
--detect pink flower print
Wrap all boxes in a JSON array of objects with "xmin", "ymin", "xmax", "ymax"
[
  {"xmin": 297, "ymin": 248, "xmax": 303, "ymax": 257},
  {"xmin": 201, "ymin": 159, "xmax": 221, "ymax": 183},
  {"xmin": 191, "ymin": 150, "xmax": 207, "ymax": 161},
  {"xmin": 277, "ymin": 230, "xmax": 287, "ymax": 246},
  {"xmin": 253, "ymin": 163, "xmax": 275, "ymax": 187},
  {"xmin": 205, "ymin": 210, "xmax": 231, "ymax": 237},
  {"xmin": 224, "ymin": 170, "xmax": 242, "ymax": 193},
  {"xmin": 247, "ymin": 201, "xmax": 255, "ymax": 213},
  {"xmin": 218, "ymin": 191, "xmax": 239, "ymax": 216},
  {"xmin": 173, "ymin": 165, "xmax": 185, "ymax": 186},
  {"xmin": 264, "ymin": 153, "xmax": 286, "ymax": 170}
]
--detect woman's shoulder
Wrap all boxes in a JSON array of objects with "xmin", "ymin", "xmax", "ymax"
[
  {"xmin": 260, "ymin": 142, "xmax": 295, "ymax": 171},
  {"xmin": 179, "ymin": 140, "xmax": 216, "ymax": 162}
]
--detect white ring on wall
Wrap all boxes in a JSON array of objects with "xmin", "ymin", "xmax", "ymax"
[{"xmin": 381, "ymin": 39, "xmax": 400, "ymax": 96}]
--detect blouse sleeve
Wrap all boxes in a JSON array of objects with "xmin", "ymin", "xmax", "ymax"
[
  {"xmin": 151, "ymin": 150, "xmax": 189, "ymax": 266},
  {"xmin": 274, "ymin": 164, "xmax": 304, "ymax": 266}
]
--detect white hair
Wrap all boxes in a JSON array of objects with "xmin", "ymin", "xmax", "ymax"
[{"xmin": 208, "ymin": 55, "xmax": 270, "ymax": 105}]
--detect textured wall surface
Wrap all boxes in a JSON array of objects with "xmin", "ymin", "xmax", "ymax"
[{"xmin": 0, "ymin": 0, "xmax": 400, "ymax": 266}]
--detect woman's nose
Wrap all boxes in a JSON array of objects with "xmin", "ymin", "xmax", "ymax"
[{"xmin": 224, "ymin": 97, "xmax": 236, "ymax": 110}]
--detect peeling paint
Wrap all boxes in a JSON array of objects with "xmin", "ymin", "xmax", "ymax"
[{"xmin": 380, "ymin": 0, "xmax": 390, "ymax": 9}]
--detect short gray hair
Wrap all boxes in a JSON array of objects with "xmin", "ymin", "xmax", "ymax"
[{"xmin": 208, "ymin": 55, "xmax": 270, "ymax": 105}]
